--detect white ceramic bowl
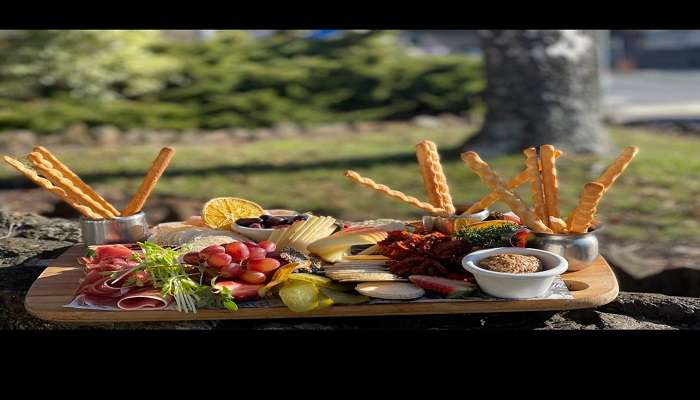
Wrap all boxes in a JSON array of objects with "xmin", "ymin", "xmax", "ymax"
[
  {"xmin": 230, "ymin": 210, "xmax": 299, "ymax": 242},
  {"xmin": 462, "ymin": 247, "xmax": 568, "ymax": 299}
]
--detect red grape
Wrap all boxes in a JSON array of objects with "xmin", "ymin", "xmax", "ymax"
[
  {"xmin": 220, "ymin": 263, "xmax": 243, "ymax": 279},
  {"xmin": 183, "ymin": 252, "xmax": 201, "ymax": 265},
  {"xmin": 224, "ymin": 242, "xmax": 250, "ymax": 261},
  {"xmin": 258, "ymin": 240, "xmax": 276, "ymax": 252},
  {"xmin": 248, "ymin": 258, "xmax": 280, "ymax": 273},
  {"xmin": 207, "ymin": 252, "xmax": 232, "ymax": 269},
  {"xmin": 240, "ymin": 270, "xmax": 266, "ymax": 284},
  {"xmin": 248, "ymin": 247, "xmax": 267, "ymax": 260},
  {"xmin": 244, "ymin": 241, "xmax": 258, "ymax": 249},
  {"xmin": 199, "ymin": 245, "xmax": 225, "ymax": 261}
]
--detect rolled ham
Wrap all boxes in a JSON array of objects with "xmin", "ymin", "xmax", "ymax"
[{"xmin": 117, "ymin": 288, "xmax": 172, "ymax": 310}]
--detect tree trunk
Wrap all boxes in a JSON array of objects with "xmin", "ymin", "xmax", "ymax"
[{"xmin": 464, "ymin": 30, "xmax": 609, "ymax": 156}]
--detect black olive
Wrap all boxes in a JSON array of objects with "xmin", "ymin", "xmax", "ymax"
[{"xmin": 236, "ymin": 217, "xmax": 262, "ymax": 227}]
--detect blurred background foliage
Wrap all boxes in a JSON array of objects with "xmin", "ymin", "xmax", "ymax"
[{"xmin": 0, "ymin": 30, "xmax": 484, "ymax": 133}]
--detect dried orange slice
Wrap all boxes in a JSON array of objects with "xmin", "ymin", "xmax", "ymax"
[{"xmin": 201, "ymin": 197, "xmax": 264, "ymax": 230}]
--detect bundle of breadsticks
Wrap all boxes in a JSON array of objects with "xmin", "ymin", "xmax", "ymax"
[
  {"xmin": 344, "ymin": 140, "xmax": 456, "ymax": 217},
  {"xmin": 3, "ymin": 146, "xmax": 175, "ymax": 219},
  {"xmin": 462, "ymin": 145, "xmax": 639, "ymax": 234}
]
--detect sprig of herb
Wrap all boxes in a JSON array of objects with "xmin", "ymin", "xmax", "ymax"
[
  {"xmin": 454, "ymin": 224, "xmax": 520, "ymax": 249},
  {"xmin": 135, "ymin": 242, "xmax": 202, "ymax": 314}
]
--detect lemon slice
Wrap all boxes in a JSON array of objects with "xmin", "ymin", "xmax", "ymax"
[{"xmin": 201, "ymin": 197, "xmax": 264, "ymax": 230}]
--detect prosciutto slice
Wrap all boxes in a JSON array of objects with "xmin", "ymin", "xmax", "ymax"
[
  {"xmin": 117, "ymin": 288, "xmax": 172, "ymax": 310},
  {"xmin": 77, "ymin": 294, "xmax": 119, "ymax": 308}
]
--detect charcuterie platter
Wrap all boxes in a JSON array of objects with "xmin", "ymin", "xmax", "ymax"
[{"xmin": 13, "ymin": 141, "xmax": 635, "ymax": 322}]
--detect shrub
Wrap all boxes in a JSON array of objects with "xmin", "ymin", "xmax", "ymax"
[{"xmin": 0, "ymin": 30, "xmax": 484, "ymax": 133}]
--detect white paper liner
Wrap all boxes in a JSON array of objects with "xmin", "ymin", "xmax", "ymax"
[{"xmin": 64, "ymin": 276, "xmax": 572, "ymax": 311}]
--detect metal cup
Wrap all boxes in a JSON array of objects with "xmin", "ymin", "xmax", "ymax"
[
  {"xmin": 80, "ymin": 211, "xmax": 149, "ymax": 246},
  {"xmin": 526, "ymin": 224, "xmax": 603, "ymax": 271}
]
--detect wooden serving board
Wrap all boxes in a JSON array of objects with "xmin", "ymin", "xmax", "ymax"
[{"xmin": 25, "ymin": 245, "xmax": 619, "ymax": 322}]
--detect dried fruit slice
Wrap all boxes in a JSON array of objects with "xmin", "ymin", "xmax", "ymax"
[
  {"xmin": 408, "ymin": 275, "xmax": 476, "ymax": 299},
  {"xmin": 201, "ymin": 197, "xmax": 264, "ymax": 230},
  {"xmin": 278, "ymin": 281, "xmax": 319, "ymax": 312},
  {"xmin": 258, "ymin": 261, "xmax": 310, "ymax": 297}
]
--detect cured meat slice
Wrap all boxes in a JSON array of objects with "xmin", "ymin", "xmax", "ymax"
[
  {"xmin": 117, "ymin": 288, "xmax": 172, "ymax": 310},
  {"xmin": 77, "ymin": 294, "xmax": 119, "ymax": 308}
]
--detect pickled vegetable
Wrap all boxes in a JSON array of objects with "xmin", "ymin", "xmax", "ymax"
[
  {"xmin": 319, "ymin": 287, "xmax": 370, "ymax": 305},
  {"xmin": 278, "ymin": 281, "xmax": 319, "ymax": 312},
  {"xmin": 287, "ymin": 273, "xmax": 332, "ymax": 286}
]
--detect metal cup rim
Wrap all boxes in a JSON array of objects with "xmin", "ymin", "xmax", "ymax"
[
  {"xmin": 80, "ymin": 211, "xmax": 147, "ymax": 223},
  {"xmin": 532, "ymin": 221, "xmax": 604, "ymax": 238}
]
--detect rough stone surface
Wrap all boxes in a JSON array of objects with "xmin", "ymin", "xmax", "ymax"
[{"xmin": 1, "ymin": 210, "xmax": 699, "ymax": 330}]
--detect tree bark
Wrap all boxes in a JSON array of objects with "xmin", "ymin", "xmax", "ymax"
[{"xmin": 464, "ymin": 30, "xmax": 609, "ymax": 156}]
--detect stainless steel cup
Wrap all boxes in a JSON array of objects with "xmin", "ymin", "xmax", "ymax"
[
  {"xmin": 526, "ymin": 224, "xmax": 603, "ymax": 271},
  {"xmin": 81, "ymin": 211, "xmax": 149, "ymax": 245}
]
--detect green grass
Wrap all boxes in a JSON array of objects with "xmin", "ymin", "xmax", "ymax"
[{"xmin": 3, "ymin": 124, "xmax": 699, "ymax": 246}]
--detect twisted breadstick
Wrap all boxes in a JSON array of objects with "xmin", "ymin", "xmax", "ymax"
[
  {"xmin": 549, "ymin": 216, "xmax": 569, "ymax": 234},
  {"xmin": 416, "ymin": 140, "xmax": 455, "ymax": 215},
  {"xmin": 568, "ymin": 182, "xmax": 605, "ymax": 233},
  {"xmin": 540, "ymin": 145, "xmax": 561, "ymax": 227},
  {"xmin": 466, "ymin": 149, "xmax": 563, "ymax": 214},
  {"xmin": 32, "ymin": 162, "xmax": 116, "ymax": 218},
  {"xmin": 461, "ymin": 151, "xmax": 552, "ymax": 233},
  {"xmin": 32, "ymin": 147, "xmax": 120, "ymax": 216},
  {"xmin": 523, "ymin": 147, "xmax": 548, "ymax": 223},
  {"xmin": 344, "ymin": 170, "xmax": 447, "ymax": 216},
  {"xmin": 3, "ymin": 156, "xmax": 101, "ymax": 219},
  {"xmin": 122, "ymin": 147, "xmax": 175, "ymax": 216},
  {"xmin": 595, "ymin": 146, "xmax": 639, "ymax": 192},
  {"xmin": 466, "ymin": 169, "xmax": 529, "ymax": 213}
]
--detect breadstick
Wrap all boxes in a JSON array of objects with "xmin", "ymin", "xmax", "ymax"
[
  {"xmin": 549, "ymin": 216, "xmax": 569, "ymax": 234},
  {"xmin": 466, "ymin": 170, "xmax": 529, "ymax": 213},
  {"xmin": 523, "ymin": 147, "xmax": 548, "ymax": 223},
  {"xmin": 32, "ymin": 146, "xmax": 120, "ymax": 216},
  {"xmin": 122, "ymin": 147, "xmax": 176, "ymax": 216},
  {"xmin": 595, "ymin": 146, "xmax": 639, "ymax": 191},
  {"xmin": 461, "ymin": 151, "xmax": 552, "ymax": 233},
  {"xmin": 3, "ymin": 156, "xmax": 101, "ymax": 219},
  {"xmin": 415, "ymin": 140, "xmax": 455, "ymax": 215},
  {"xmin": 32, "ymin": 162, "xmax": 116, "ymax": 219},
  {"xmin": 539, "ymin": 145, "xmax": 561, "ymax": 227},
  {"xmin": 466, "ymin": 149, "xmax": 562, "ymax": 214},
  {"xmin": 568, "ymin": 182, "xmax": 605, "ymax": 233},
  {"xmin": 344, "ymin": 170, "xmax": 447, "ymax": 216}
]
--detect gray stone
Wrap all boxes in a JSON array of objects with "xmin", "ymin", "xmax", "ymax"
[
  {"xmin": 0, "ymin": 130, "xmax": 37, "ymax": 154},
  {"xmin": 62, "ymin": 122, "xmax": 92, "ymax": 145},
  {"xmin": 90, "ymin": 125, "xmax": 122, "ymax": 145},
  {"xmin": 412, "ymin": 115, "xmax": 443, "ymax": 129}
]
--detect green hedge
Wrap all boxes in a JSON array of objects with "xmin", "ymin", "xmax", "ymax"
[{"xmin": 0, "ymin": 31, "xmax": 484, "ymax": 133}]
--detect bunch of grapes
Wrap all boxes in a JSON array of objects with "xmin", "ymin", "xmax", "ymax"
[{"xmin": 183, "ymin": 240, "xmax": 283, "ymax": 285}]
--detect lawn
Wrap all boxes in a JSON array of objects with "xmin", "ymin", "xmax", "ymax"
[{"xmin": 2, "ymin": 123, "xmax": 698, "ymax": 247}]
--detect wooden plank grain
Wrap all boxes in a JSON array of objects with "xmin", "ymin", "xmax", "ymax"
[{"xmin": 25, "ymin": 245, "xmax": 619, "ymax": 323}]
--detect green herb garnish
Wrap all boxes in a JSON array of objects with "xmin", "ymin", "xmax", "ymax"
[{"xmin": 454, "ymin": 224, "xmax": 520, "ymax": 249}]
